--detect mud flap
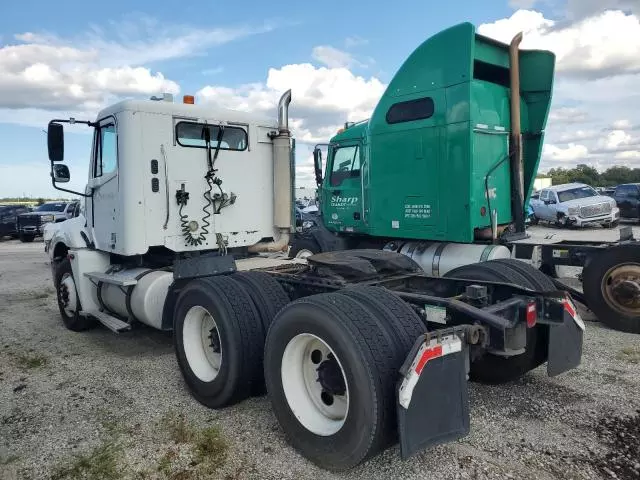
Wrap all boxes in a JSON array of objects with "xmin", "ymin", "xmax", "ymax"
[
  {"xmin": 547, "ymin": 298, "xmax": 584, "ymax": 377},
  {"xmin": 397, "ymin": 333, "xmax": 470, "ymax": 459}
]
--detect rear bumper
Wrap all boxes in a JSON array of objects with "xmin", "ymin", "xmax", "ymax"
[{"xmin": 396, "ymin": 294, "xmax": 583, "ymax": 459}]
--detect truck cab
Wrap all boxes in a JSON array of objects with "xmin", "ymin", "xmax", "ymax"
[{"xmin": 315, "ymin": 22, "xmax": 555, "ymax": 244}]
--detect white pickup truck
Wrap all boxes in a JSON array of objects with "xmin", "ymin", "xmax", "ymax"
[{"xmin": 530, "ymin": 183, "xmax": 620, "ymax": 228}]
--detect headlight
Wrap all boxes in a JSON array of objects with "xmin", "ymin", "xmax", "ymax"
[
  {"xmin": 302, "ymin": 220, "xmax": 315, "ymax": 229},
  {"xmin": 41, "ymin": 215, "xmax": 55, "ymax": 223},
  {"xmin": 567, "ymin": 207, "xmax": 579, "ymax": 216}
]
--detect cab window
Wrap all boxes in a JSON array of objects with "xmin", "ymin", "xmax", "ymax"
[
  {"xmin": 329, "ymin": 145, "xmax": 360, "ymax": 187},
  {"xmin": 94, "ymin": 123, "xmax": 117, "ymax": 177}
]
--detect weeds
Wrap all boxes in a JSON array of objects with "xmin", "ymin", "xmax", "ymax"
[
  {"xmin": 15, "ymin": 352, "xmax": 47, "ymax": 369},
  {"xmin": 50, "ymin": 440, "xmax": 122, "ymax": 480},
  {"xmin": 617, "ymin": 346, "xmax": 640, "ymax": 364},
  {"xmin": 157, "ymin": 411, "xmax": 229, "ymax": 476},
  {"xmin": 0, "ymin": 454, "xmax": 19, "ymax": 465},
  {"xmin": 160, "ymin": 412, "xmax": 195, "ymax": 443}
]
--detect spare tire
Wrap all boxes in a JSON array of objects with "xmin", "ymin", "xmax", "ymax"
[
  {"xmin": 173, "ymin": 276, "xmax": 264, "ymax": 408},
  {"xmin": 444, "ymin": 260, "xmax": 543, "ymax": 384},
  {"xmin": 264, "ymin": 292, "xmax": 403, "ymax": 471}
]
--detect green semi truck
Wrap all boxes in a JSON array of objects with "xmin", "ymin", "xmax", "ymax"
[{"xmin": 292, "ymin": 22, "xmax": 640, "ymax": 335}]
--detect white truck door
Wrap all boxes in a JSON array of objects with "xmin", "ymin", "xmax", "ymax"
[{"xmin": 87, "ymin": 118, "xmax": 120, "ymax": 251}]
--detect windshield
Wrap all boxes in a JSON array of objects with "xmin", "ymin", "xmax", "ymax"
[
  {"xmin": 557, "ymin": 187, "xmax": 598, "ymax": 203},
  {"xmin": 36, "ymin": 202, "xmax": 67, "ymax": 212}
]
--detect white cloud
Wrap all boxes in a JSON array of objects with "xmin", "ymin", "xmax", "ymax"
[
  {"xmin": 0, "ymin": 17, "xmax": 276, "ymax": 121},
  {"xmin": 478, "ymin": 9, "xmax": 640, "ymax": 79},
  {"xmin": 543, "ymin": 143, "xmax": 589, "ymax": 162},
  {"xmin": 344, "ymin": 36, "xmax": 368, "ymax": 48},
  {"xmin": 508, "ymin": 0, "xmax": 538, "ymax": 9},
  {"xmin": 613, "ymin": 119, "xmax": 632, "ymax": 129},
  {"xmin": 311, "ymin": 45, "xmax": 367, "ymax": 69},
  {"xmin": 197, "ymin": 63, "xmax": 385, "ymax": 144},
  {"xmin": 566, "ymin": 0, "xmax": 640, "ymax": 19}
]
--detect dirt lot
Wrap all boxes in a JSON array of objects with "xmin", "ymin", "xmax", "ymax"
[{"xmin": 1, "ymin": 225, "xmax": 639, "ymax": 480}]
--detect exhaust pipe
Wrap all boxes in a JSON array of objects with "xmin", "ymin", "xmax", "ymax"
[
  {"xmin": 248, "ymin": 90, "xmax": 293, "ymax": 253},
  {"xmin": 277, "ymin": 89, "xmax": 292, "ymax": 134},
  {"xmin": 509, "ymin": 32, "xmax": 526, "ymax": 234}
]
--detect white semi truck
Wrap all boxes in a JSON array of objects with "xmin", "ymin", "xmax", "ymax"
[{"xmin": 44, "ymin": 51, "xmax": 584, "ymax": 471}]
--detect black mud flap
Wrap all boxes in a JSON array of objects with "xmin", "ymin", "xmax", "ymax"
[
  {"xmin": 397, "ymin": 332, "xmax": 470, "ymax": 459},
  {"xmin": 547, "ymin": 297, "xmax": 584, "ymax": 377}
]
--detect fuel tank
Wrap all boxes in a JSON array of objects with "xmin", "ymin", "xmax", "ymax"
[{"xmin": 384, "ymin": 241, "xmax": 511, "ymax": 277}]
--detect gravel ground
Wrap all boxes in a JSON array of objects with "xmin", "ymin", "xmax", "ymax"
[{"xmin": 1, "ymin": 225, "xmax": 639, "ymax": 480}]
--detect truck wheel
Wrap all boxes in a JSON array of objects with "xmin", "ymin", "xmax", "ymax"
[
  {"xmin": 288, "ymin": 237, "xmax": 320, "ymax": 259},
  {"xmin": 529, "ymin": 215, "xmax": 539, "ymax": 226},
  {"xmin": 583, "ymin": 245, "xmax": 640, "ymax": 333},
  {"xmin": 338, "ymin": 285, "xmax": 425, "ymax": 351},
  {"xmin": 54, "ymin": 258, "xmax": 94, "ymax": 331},
  {"xmin": 444, "ymin": 261, "xmax": 542, "ymax": 384},
  {"xmin": 19, "ymin": 234, "xmax": 34, "ymax": 243},
  {"xmin": 232, "ymin": 271, "xmax": 290, "ymax": 333},
  {"xmin": 232, "ymin": 271, "xmax": 290, "ymax": 394},
  {"xmin": 173, "ymin": 276, "xmax": 264, "ymax": 408},
  {"xmin": 264, "ymin": 293, "xmax": 402, "ymax": 471}
]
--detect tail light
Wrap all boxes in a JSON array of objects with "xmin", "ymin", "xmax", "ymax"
[{"xmin": 526, "ymin": 301, "xmax": 537, "ymax": 327}]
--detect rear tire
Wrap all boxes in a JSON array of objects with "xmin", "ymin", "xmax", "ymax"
[
  {"xmin": 232, "ymin": 271, "xmax": 290, "ymax": 394},
  {"xmin": 288, "ymin": 237, "xmax": 321, "ymax": 259},
  {"xmin": 19, "ymin": 234, "xmax": 34, "ymax": 243},
  {"xmin": 54, "ymin": 258, "xmax": 94, "ymax": 331},
  {"xmin": 264, "ymin": 293, "xmax": 403, "ymax": 470},
  {"xmin": 173, "ymin": 276, "xmax": 264, "ymax": 408},
  {"xmin": 444, "ymin": 260, "xmax": 544, "ymax": 384},
  {"xmin": 583, "ymin": 246, "xmax": 640, "ymax": 333}
]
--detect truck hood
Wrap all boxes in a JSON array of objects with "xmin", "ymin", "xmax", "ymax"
[{"xmin": 559, "ymin": 195, "xmax": 614, "ymax": 209}]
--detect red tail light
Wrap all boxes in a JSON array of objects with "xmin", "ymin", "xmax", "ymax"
[{"xmin": 526, "ymin": 302, "xmax": 537, "ymax": 327}]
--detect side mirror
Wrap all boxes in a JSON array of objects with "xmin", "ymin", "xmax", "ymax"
[
  {"xmin": 52, "ymin": 164, "xmax": 70, "ymax": 183},
  {"xmin": 313, "ymin": 147, "xmax": 323, "ymax": 186},
  {"xmin": 48, "ymin": 123, "xmax": 64, "ymax": 162}
]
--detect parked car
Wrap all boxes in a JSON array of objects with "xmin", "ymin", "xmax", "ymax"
[
  {"xmin": 612, "ymin": 183, "xmax": 640, "ymax": 221},
  {"xmin": 529, "ymin": 183, "xmax": 619, "ymax": 228},
  {"xmin": 0, "ymin": 204, "xmax": 30, "ymax": 239},
  {"xmin": 16, "ymin": 200, "xmax": 80, "ymax": 242}
]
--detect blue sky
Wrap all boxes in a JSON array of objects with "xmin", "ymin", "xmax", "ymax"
[{"xmin": 0, "ymin": 0, "xmax": 638, "ymax": 197}]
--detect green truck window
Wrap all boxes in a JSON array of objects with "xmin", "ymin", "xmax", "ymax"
[
  {"xmin": 330, "ymin": 145, "xmax": 360, "ymax": 187},
  {"xmin": 385, "ymin": 97, "xmax": 434, "ymax": 124}
]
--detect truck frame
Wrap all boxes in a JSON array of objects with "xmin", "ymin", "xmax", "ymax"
[{"xmin": 44, "ymin": 23, "xmax": 584, "ymax": 471}]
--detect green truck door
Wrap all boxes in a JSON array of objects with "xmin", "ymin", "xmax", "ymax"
[{"xmin": 322, "ymin": 143, "xmax": 364, "ymax": 233}]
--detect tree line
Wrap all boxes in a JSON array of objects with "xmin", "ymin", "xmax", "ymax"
[
  {"xmin": 543, "ymin": 164, "xmax": 640, "ymax": 187},
  {"xmin": 0, "ymin": 197, "xmax": 70, "ymax": 205}
]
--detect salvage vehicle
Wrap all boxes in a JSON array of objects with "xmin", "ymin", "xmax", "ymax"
[
  {"xmin": 0, "ymin": 204, "xmax": 29, "ymax": 239},
  {"xmin": 44, "ymin": 23, "xmax": 585, "ymax": 470},
  {"xmin": 16, "ymin": 200, "xmax": 80, "ymax": 242},
  {"xmin": 529, "ymin": 183, "xmax": 619, "ymax": 228}
]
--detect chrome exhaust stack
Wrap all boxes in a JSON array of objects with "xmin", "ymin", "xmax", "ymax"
[
  {"xmin": 248, "ymin": 90, "xmax": 293, "ymax": 253},
  {"xmin": 509, "ymin": 32, "xmax": 526, "ymax": 234}
]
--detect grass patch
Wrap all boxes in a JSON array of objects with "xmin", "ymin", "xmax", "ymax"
[
  {"xmin": 0, "ymin": 454, "xmax": 19, "ymax": 465},
  {"xmin": 618, "ymin": 346, "xmax": 640, "ymax": 364},
  {"xmin": 15, "ymin": 352, "xmax": 47, "ymax": 369},
  {"xmin": 194, "ymin": 426, "xmax": 227, "ymax": 468},
  {"xmin": 51, "ymin": 440, "xmax": 122, "ymax": 480},
  {"xmin": 160, "ymin": 412, "xmax": 196, "ymax": 443},
  {"xmin": 157, "ymin": 412, "xmax": 228, "ymax": 476}
]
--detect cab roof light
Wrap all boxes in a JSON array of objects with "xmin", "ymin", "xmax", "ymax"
[{"xmin": 183, "ymin": 95, "xmax": 195, "ymax": 105}]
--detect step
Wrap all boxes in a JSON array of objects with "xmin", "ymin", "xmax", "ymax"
[
  {"xmin": 85, "ymin": 271, "xmax": 138, "ymax": 287},
  {"xmin": 82, "ymin": 310, "xmax": 131, "ymax": 333}
]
